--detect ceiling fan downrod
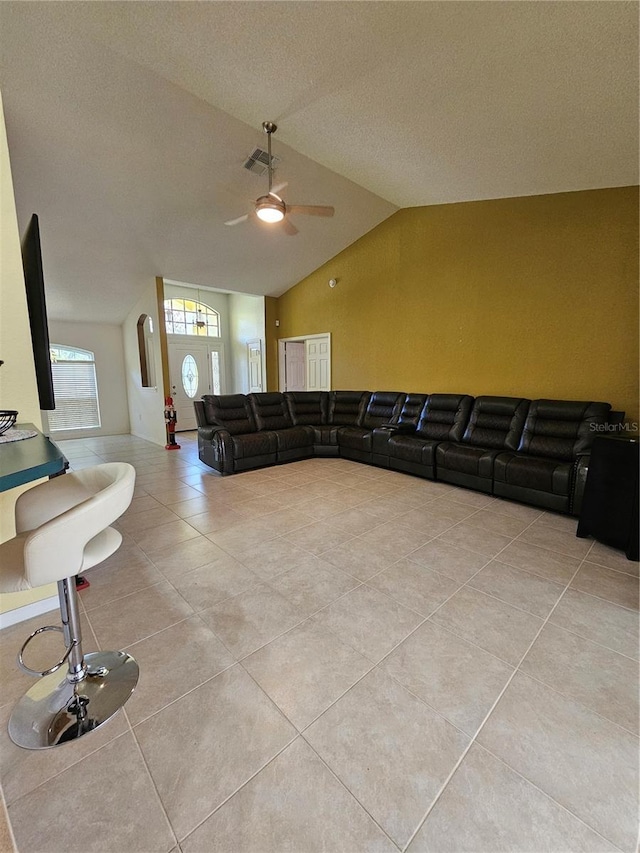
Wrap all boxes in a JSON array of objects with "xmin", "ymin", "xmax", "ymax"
[{"xmin": 262, "ymin": 121, "xmax": 277, "ymax": 194}]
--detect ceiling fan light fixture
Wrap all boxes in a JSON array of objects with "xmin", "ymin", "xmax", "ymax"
[
  {"xmin": 225, "ymin": 122, "xmax": 335, "ymax": 234},
  {"xmin": 255, "ymin": 195, "xmax": 285, "ymax": 223}
]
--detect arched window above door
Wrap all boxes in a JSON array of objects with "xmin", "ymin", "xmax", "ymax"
[{"xmin": 164, "ymin": 298, "xmax": 220, "ymax": 337}]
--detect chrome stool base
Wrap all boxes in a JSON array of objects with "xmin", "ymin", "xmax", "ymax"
[{"xmin": 8, "ymin": 650, "xmax": 139, "ymax": 750}]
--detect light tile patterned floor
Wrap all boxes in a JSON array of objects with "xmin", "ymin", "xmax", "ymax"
[{"xmin": 1, "ymin": 432, "xmax": 638, "ymax": 853}]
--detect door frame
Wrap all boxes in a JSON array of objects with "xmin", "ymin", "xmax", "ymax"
[
  {"xmin": 167, "ymin": 337, "xmax": 228, "ymax": 430},
  {"xmin": 167, "ymin": 339, "xmax": 212, "ymax": 431},
  {"xmin": 278, "ymin": 333, "xmax": 331, "ymax": 392}
]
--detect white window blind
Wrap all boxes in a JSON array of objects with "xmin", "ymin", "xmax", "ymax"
[{"xmin": 48, "ymin": 347, "xmax": 101, "ymax": 431}]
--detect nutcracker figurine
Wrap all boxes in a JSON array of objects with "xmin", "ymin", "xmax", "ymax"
[{"xmin": 164, "ymin": 396, "xmax": 181, "ymax": 450}]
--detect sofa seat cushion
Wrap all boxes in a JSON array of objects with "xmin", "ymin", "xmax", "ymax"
[
  {"xmin": 436, "ymin": 442, "xmax": 499, "ymax": 478},
  {"xmin": 275, "ymin": 426, "xmax": 315, "ymax": 452},
  {"xmin": 337, "ymin": 427, "xmax": 373, "ymax": 452},
  {"xmin": 388, "ymin": 435, "xmax": 437, "ymax": 466},
  {"xmin": 494, "ymin": 452, "xmax": 573, "ymax": 496},
  {"xmin": 231, "ymin": 431, "xmax": 277, "ymax": 459}
]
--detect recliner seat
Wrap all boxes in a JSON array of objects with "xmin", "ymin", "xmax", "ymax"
[
  {"xmin": 337, "ymin": 391, "xmax": 404, "ymax": 463},
  {"xmin": 195, "ymin": 394, "xmax": 277, "ymax": 474},
  {"xmin": 493, "ymin": 399, "xmax": 611, "ymax": 512},
  {"xmin": 371, "ymin": 393, "xmax": 428, "ymax": 467},
  {"xmin": 386, "ymin": 394, "xmax": 474, "ymax": 478},
  {"xmin": 248, "ymin": 392, "xmax": 314, "ymax": 463},
  {"xmin": 284, "ymin": 391, "xmax": 337, "ymax": 456},
  {"xmin": 436, "ymin": 396, "xmax": 530, "ymax": 492}
]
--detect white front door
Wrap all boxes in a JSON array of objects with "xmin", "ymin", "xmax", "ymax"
[
  {"xmin": 284, "ymin": 341, "xmax": 305, "ymax": 391},
  {"xmin": 168, "ymin": 341, "xmax": 210, "ymax": 431},
  {"xmin": 247, "ymin": 340, "xmax": 263, "ymax": 392},
  {"xmin": 306, "ymin": 337, "xmax": 330, "ymax": 391}
]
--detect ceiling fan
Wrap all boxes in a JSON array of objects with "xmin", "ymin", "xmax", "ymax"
[{"xmin": 225, "ymin": 121, "xmax": 335, "ymax": 236}]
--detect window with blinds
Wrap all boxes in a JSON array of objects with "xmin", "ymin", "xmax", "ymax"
[{"xmin": 48, "ymin": 345, "xmax": 101, "ymax": 431}]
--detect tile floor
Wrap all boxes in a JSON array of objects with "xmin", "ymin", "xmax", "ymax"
[{"xmin": 0, "ymin": 432, "xmax": 638, "ymax": 853}]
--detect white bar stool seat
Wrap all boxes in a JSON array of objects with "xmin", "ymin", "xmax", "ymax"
[{"xmin": 0, "ymin": 462, "xmax": 139, "ymax": 749}]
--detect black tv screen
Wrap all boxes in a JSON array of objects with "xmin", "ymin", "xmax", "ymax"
[{"xmin": 21, "ymin": 214, "xmax": 55, "ymax": 410}]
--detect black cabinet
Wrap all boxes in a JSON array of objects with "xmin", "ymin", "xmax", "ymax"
[{"xmin": 577, "ymin": 436, "xmax": 639, "ymax": 560}]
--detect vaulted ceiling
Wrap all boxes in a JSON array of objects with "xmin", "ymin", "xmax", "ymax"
[{"xmin": 1, "ymin": 1, "xmax": 637, "ymax": 323}]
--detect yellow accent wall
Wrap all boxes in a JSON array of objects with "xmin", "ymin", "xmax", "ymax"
[
  {"xmin": 276, "ymin": 187, "xmax": 639, "ymax": 425},
  {"xmin": 0, "ymin": 90, "xmax": 56, "ymax": 615}
]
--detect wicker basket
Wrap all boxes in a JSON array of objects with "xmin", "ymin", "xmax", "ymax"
[{"xmin": 0, "ymin": 411, "xmax": 18, "ymax": 436}]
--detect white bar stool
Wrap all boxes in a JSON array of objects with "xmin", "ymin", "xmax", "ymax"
[{"xmin": 0, "ymin": 462, "xmax": 139, "ymax": 749}]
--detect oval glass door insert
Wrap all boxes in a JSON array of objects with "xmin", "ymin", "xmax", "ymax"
[{"xmin": 181, "ymin": 354, "xmax": 198, "ymax": 398}]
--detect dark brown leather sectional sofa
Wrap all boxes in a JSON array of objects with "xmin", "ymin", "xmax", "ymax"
[{"xmin": 194, "ymin": 391, "xmax": 617, "ymax": 516}]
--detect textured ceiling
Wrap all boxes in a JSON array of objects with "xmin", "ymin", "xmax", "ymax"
[{"xmin": 0, "ymin": 1, "xmax": 637, "ymax": 323}]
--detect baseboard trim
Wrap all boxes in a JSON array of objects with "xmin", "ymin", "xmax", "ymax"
[{"xmin": 0, "ymin": 596, "xmax": 58, "ymax": 630}]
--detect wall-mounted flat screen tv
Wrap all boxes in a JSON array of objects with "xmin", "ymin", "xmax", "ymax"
[{"xmin": 21, "ymin": 214, "xmax": 55, "ymax": 410}]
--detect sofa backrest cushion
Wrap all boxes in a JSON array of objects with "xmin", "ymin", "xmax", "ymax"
[
  {"xmin": 362, "ymin": 391, "xmax": 405, "ymax": 428},
  {"xmin": 201, "ymin": 394, "xmax": 256, "ymax": 435},
  {"xmin": 328, "ymin": 391, "xmax": 371, "ymax": 426},
  {"xmin": 284, "ymin": 391, "xmax": 329, "ymax": 426},
  {"xmin": 395, "ymin": 394, "xmax": 428, "ymax": 428},
  {"xmin": 518, "ymin": 399, "xmax": 612, "ymax": 460},
  {"xmin": 417, "ymin": 394, "xmax": 474, "ymax": 441},
  {"xmin": 248, "ymin": 392, "xmax": 293, "ymax": 431},
  {"xmin": 462, "ymin": 396, "xmax": 530, "ymax": 450}
]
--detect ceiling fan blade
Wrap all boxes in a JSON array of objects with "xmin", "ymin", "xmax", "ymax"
[
  {"xmin": 281, "ymin": 217, "xmax": 299, "ymax": 236},
  {"xmin": 224, "ymin": 213, "xmax": 250, "ymax": 226},
  {"xmin": 286, "ymin": 204, "xmax": 335, "ymax": 218}
]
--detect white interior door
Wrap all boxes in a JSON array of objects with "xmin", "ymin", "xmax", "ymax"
[
  {"xmin": 306, "ymin": 336, "xmax": 330, "ymax": 391},
  {"xmin": 247, "ymin": 340, "xmax": 263, "ymax": 392},
  {"xmin": 168, "ymin": 341, "xmax": 210, "ymax": 431},
  {"xmin": 284, "ymin": 342, "xmax": 306, "ymax": 391}
]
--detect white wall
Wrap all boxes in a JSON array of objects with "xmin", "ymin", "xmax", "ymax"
[
  {"xmin": 228, "ymin": 292, "xmax": 266, "ymax": 394},
  {"xmin": 44, "ymin": 320, "xmax": 130, "ymax": 439},
  {"xmin": 123, "ymin": 281, "xmax": 165, "ymax": 445}
]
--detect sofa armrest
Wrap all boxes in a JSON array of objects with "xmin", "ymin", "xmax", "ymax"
[
  {"xmin": 378, "ymin": 423, "xmax": 417, "ymax": 434},
  {"xmin": 571, "ymin": 452, "xmax": 591, "ymax": 517},
  {"xmin": 197, "ymin": 424, "xmax": 226, "ymax": 442},
  {"xmin": 197, "ymin": 425, "xmax": 234, "ymax": 474}
]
